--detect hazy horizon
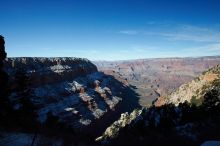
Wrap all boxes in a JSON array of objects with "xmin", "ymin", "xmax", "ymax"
[
  {"xmin": 5, "ymin": 55, "xmax": 220, "ymax": 62},
  {"xmin": 1, "ymin": 0, "xmax": 220, "ymax": 60}
]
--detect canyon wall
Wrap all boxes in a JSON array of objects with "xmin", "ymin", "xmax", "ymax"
[{"xmin": 4, "ymin": 57, "xmax": 126, "ymax": 131}]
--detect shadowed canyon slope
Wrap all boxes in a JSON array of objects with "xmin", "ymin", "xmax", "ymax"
[
  {"xmin": 3, "ymin": 57, "xmax": 140, "ymax": 132},
  {"xmin": 94, "ymin": 56, "xmax": 220, "ymax": 107}
]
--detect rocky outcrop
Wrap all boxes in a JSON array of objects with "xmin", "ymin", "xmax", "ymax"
[
  {"xmin": 0, "ymin": 35, "xmax": 7, "ymax": 67},
  {"xmin": 94, "ymin": 57, "xmax": 220, "ymax": 106},
  {"xmin": 95, "ymin": 109, "xmax": 142, "ymax": 143},
  {"xmin": 0, "ymin": 35, "xmax": 9, "ymax": 117},
  {"xmin": 0, "ymin": 35, "xmax": 8, "ymax": 95},
  {"xmin": 4, "ymin": 58, "xmax": 124, "ymax": 130}
]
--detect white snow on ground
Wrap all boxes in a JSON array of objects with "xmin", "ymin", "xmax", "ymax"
[
  {"xmin": 37, "ymin": 95, "xmax": 80, "ymax": 122},
  {"xmin": 32, "ymin": 72, "xmax": 122, "ymax": 128},
  {"xmin": 6, "ymin": 57, "xmax": 122, "ymax": 129},
  {"xmin": 201, "ymin": 141, "xmax": 220, "ymax": 146},
  {"xmin": 0, "ymin": 132, "xmax": 33, "ymax": 146}
]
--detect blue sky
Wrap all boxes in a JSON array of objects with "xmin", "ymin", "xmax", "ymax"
[{"xmin": 1, "ymin": 0, "xmax": 220, "ymax": 60}]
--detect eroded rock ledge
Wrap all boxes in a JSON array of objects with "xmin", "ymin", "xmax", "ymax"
[{"xmin": 4, "ymin": 57, "xmax": 124, "ymax": 129}]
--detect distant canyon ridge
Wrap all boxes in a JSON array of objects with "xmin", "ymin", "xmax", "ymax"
[{"xmin": 94, "ymin": 56, "xmax": 220, "ymax": 107}]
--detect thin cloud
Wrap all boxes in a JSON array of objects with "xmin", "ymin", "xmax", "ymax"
[
  {"xmin": 208, "ymin": 43, "xmax": 220, "ymax": 51},
  {"xmin": 118, "ymin": 30, "xmax": 139, "ymax": 35},
  {"xmin": 145, "ymin": 32, "xmax": 220, "ymax": 43},
  {"xmin": 132, "ymin": 46, "xmax": 159, "ymax": 53},
  {"xmin": 184, "ymin": 43, "xmax": 220, "ymax": 52},
  {"xmin": 144, "ymin": 25, "xmax": 220, "ymax": 43},
  {"xmin": 180, "ymin": 25, "xmax": 210, "ymax": 32},
  {"xmin": 119, "ymin": 24, "xmax": 220, "ymax": 43},
  {"xmin": 146, "ymin": 20, "xmax": 174, "ymax": 26}
]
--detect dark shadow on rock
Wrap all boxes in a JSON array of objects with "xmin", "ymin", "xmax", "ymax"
[
  {"xmin": 129, "ymin": 84, "xmax": 138, "ymax": 90},
  {"xmin": 105, "ymin": 89, "xmax": 220, "ymax": 146},
  {"xmin": 93, "ymin": 91, "xmax": 110, "ymax": 111},
  {"xmin": 86, "ymin": 73, "xmax": 141, "ymax": 137},
  {"xmin": 4, "ymin": 57, "xmax": 142, "ymax": 138},
  {"xmin": 46, "ymin": 70, "xmax": 141, "ymax": 140}
]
